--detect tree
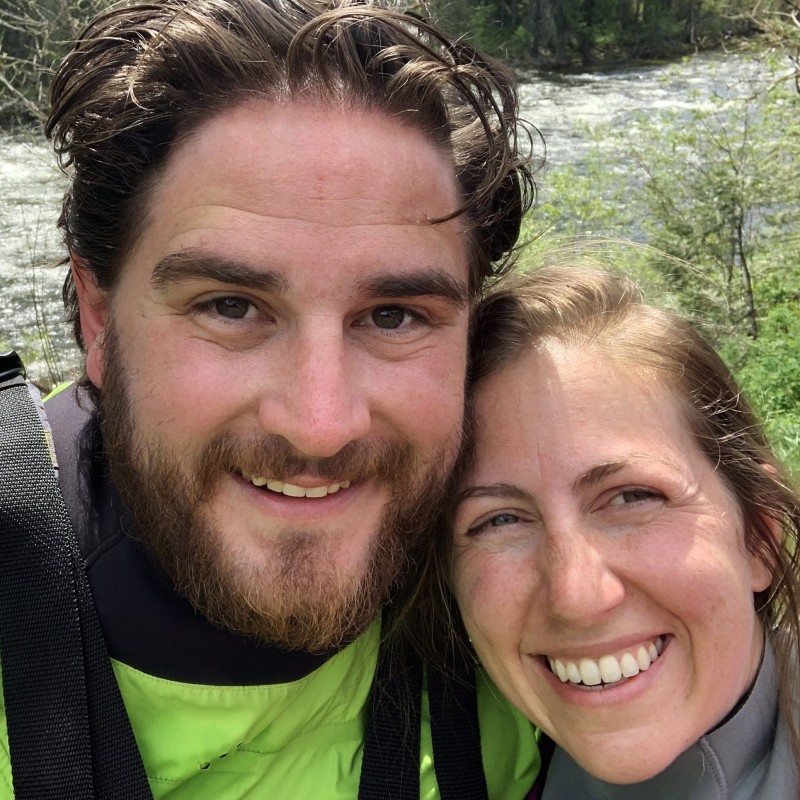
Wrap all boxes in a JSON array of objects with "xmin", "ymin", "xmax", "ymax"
[
  {"xmin": 735, "ymin": 0, "xmax": 800, "ymax": 93},
  {"xmin": 531, "ymin": 54, "xmax": 800, "ymax": 336},
  {"xmin": 430, "ymin": 0, "xmax": 757, "ymax": 64},
  {"xmin": 524, "ymin": 53, "xmax": 800, "ymax": 469},
  {"xmin": 634, "ymin": 67, "xmax": 799, "ymax": 337},
  {"xmin": 0, "ymin": 0, "xmax": 109, "ymax": 125}
]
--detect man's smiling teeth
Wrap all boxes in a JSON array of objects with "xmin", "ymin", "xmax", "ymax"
[
  {"xmin": 547, "ymin": 637, "xmax": 664, "ymax": 687},
  {"xmin": 241, "ymin": 472, "xmax": 350, "ymax": 497}
]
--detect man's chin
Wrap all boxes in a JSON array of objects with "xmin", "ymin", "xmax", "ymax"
[
  {"xmin": 151, "ymin": 512, "xmax": 401, "ymax": 652},
  {"xmin": 178, "ymin": 543, "xmax": 393, "ymax": 652}
]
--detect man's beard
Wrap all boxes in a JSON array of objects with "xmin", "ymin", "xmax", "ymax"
[{"xmin": 96, "ymin": 326, "xmax": 456, "ymax": 652}]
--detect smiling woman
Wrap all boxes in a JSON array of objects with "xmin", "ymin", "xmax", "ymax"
[{"xmin": 425, "ymin": 263, "xmax": 800, "ymax": 799}]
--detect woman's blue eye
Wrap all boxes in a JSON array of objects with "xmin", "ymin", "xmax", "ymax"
[
  {"xmin": 489, "ymin": 513, "xmax": 520, "ymax": 527},
  {"xmin": 463, "ymin": 511, "xmax": 524, "ymax": 538},
  {"xmin": 609, "ymin": 489, "xmax": 656, "ymax": 506}
]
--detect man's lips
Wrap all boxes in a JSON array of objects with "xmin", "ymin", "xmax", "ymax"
[{"xmin": 241, "ymin": 470, "xmax": 351, "ymax": 498}]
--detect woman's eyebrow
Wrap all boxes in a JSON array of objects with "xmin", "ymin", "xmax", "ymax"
[
  {"xmin": 459, "ymin": 464, "xmax": 631, "ymax": 505},
  {"xmin": 457, "ymin": 482, "xmax": 533, "ymax": 504},
  {"xmin": 573, "ymin": 461, "xmax": 628, "ymax": 493}
]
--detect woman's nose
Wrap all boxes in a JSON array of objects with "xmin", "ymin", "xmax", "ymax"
[{"xmin": 540, "ymin": 529, "xmax": 625, "ymax": 627}]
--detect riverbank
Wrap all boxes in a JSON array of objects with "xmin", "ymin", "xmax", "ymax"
[
  {"xmin": 2, "ymin": 49, "xmax": 797, "ymax": 473},
  {"xmin": 507, "ymin": 28, "xmax": 764, "ymax": 74},
  {"xmin": 429, "ymin": 0, "xmax": 773, "ymax": 72},
  {"xmin": 0, "ymin": 50, "xmax": 777, "ymax": 377},
  {"xmin": 0, "ymin": 19, "xmax": 775, "ymax": 129}
]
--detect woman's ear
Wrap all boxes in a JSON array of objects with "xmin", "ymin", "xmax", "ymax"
[
  {"xmin": 71, "ymin": 255, "xmax": 108, "ymax": 389},
  {"xmin": 749, "ymin": 463, "xmax": 783, "ymax": 594}
]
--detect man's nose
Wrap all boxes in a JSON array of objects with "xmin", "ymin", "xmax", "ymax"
[
  {"xmin": 257, "ymin": 329, "xmax": 372, "ymax": 459},
  {"xmin": 540, "ymin": 527, "xmax": 625, "ymax": 627}
]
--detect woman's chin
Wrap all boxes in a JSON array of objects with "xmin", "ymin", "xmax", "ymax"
[
  {"xmin": 585, "ymin": 761, "xmax": 669, "ymax": 785},
  {"xmin": 570, "ymin": 746, "xmax": 681, "ymax": 786}
]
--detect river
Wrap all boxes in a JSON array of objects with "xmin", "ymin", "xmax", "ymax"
[{"xmin": 0, "ymin": 51, "xmax": 780, "ymax": 384}]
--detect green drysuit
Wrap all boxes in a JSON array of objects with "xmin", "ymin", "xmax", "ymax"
[{"xmin": 0, "ymin": 620, "xmax": 539, "ymax": 798}]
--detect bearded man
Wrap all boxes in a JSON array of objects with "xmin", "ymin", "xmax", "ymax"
[{"xmin": 0, "ymin": 0, "xmax": 539, "ymax": 796}]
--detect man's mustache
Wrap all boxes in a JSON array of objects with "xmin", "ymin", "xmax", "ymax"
[{"xmin": 198, "ymin": 434, "xmax": 416, "ymax": 485}]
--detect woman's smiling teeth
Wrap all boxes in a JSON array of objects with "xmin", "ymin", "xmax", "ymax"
[
  {"xmin": 241, "ymin": 471, "xmax": 350, "ymax": 498},
  {"xmin": 547, "ymin": 636, "xmax": 665, "ymax": 688}
]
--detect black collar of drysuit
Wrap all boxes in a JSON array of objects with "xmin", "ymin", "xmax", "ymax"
[{"xmin": 46, "ymin": 384, "xmax": 337, "ymax": 685}]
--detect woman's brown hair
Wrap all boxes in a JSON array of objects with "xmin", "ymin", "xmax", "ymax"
[{"xmin": 408, "ymin": 262, "xmax": 800, "ymax": 778}]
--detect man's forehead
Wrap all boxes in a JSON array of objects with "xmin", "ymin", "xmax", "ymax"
[
  {"xmin": 148, "ymin": 99, "xmax": 462, "ymax": 226},
  {"xmin": 114, "ymin": 99, "xmax": 470, "ymax": 302},
  {"xmin": 114, "ymin": 98, "xmax": 469, "ymax": 293}
]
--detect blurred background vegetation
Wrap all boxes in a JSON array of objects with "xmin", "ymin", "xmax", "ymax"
[
  {"xmin": 0, "ymin": 0, "xmax": 109, "ymax": 126},
  {"xmin": 2, "ymin": 0, "xmax": 796, "ymax": 118},
  {"xmin": 428, "ymin": 0, "xmax": 799, "ymax": 65},
  {"xmin": 0, "ymin": 0, "xmax": 798, "ymax": 472},
  {"xmin": 525, "ymin": 45, "xmax": 800, "ymax": 472}
]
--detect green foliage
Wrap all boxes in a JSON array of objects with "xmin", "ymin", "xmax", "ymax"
[
  {"xmin": 524, "ymin": 52, "xmax": 800, "ymax": 470},
  {"xmin": 0, "ymin": 0, "xmax": 110, "ymax": 125},
  {"xmin": 430, "ymin": 0, "xmax": 758, "ymax": 64},
  {"xmin": 726, "ymin": 302, "xmax": 800, "ymax": 475},
  {"xmin": 431, "ymin": 0, "xmax": 533, "ymax": 60},
  {"xmin": 630, "ymin": 67, "xmax": 800, "ymax": 337},
  {"xmin": 726, "ymin": 0, "xmax": 800, "ymax": 90}
]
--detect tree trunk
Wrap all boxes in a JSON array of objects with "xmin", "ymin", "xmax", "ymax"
[{"xmin": 736, "ymin": 217, "xmax": 759, "ymax": 338}]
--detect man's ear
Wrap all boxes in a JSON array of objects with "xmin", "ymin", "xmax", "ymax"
[
  {"xmin": 750, "ymin": 463, "xmax": 784, "ymax": 593},
  {"xmin": 71, "ymin": 255, "xmax": 108, "ymax": 389}
]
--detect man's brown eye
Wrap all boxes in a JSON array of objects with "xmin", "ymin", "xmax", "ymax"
[
  {"xmin": 371, "ymin": 306, "xmax": 408, "ymax": 329},
  {"xmin": 214, "ymin": 297, "xmax": 251, "ymax": 319}
]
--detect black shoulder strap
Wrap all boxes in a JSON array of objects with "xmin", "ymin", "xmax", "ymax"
[
  {"xmin": 358, "ymin": 621, "xmax": 423, "ymax": 800},
  {"xmin": 358, "ymin": 609, "xmax": 489, "ymax": 800},
  {"xmin": 427, "ymin": 662, "xmax": 489, "ymax": 799},
  {"xmin": 0, "ymin": 352, "xmax": 153, "ymax": 800}
]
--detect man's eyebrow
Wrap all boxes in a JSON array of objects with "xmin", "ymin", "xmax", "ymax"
[
  {"xmin": 573, "ymin": 461, "xmax": 627, "ymax": 492},
  {"xmin": 457, "ymin": 482, "xmax": 534, "ymax": 505},
  {"xmin": 151, "ymin": 252, "xmax": 289, "ymax": 293},
  {"xmin": 357, "ymin": 270, "xmax": 469, "ymax": 307}
]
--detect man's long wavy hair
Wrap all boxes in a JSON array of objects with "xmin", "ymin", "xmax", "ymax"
[
  {"xmin": 408, "ymin": 263, "xmax": 800, "ymax": 781},
  {"xmin": 46, "ymin": 0, "xmax": 536, "ymax": 361}
]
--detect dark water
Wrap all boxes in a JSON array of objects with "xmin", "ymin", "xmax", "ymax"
[{"xmin": 0, "ymin": 51, "xmax": 780, "ymax": 383}]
